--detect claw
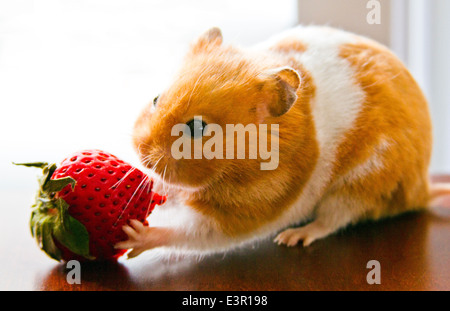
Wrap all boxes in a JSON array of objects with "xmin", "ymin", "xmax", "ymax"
[
  {"xmin": 129, "ymin": 219, "xmax": 145, "ymax": 231},
  {"xmin": 274, "ymin": 222, "xmax": 333, "ymax": 247},
  {"xmin": 121, "ymin": 225, "xmax": 138, "ymax": 240}
]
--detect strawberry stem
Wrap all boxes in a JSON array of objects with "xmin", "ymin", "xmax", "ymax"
[{"xmin": 15, "ymin": 162, "xmax": 94, "ymax": 261}]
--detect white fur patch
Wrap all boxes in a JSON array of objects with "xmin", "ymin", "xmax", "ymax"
[
  {"xmin": 343, "ymin": 137, "xmax": 391, "ymax": 183},
  {"xmin": 253, "ymin": 26, "xmax": 368, "ymax": 237},
  {"xmin": 148, "ymin": 190, "xmax": 233, "ymax": 252}
]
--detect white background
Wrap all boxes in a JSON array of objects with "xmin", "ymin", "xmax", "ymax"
[{"xmin": 0, "ymin": 0, "xmax": 297, "ymax": 190}]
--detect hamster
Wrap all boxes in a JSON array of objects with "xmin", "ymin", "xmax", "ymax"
[{"xmin": 115, "ymin": 25, "xmax": 448, "ymax": 258}]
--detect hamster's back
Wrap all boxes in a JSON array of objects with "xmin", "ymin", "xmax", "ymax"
[{"xmin": 261, "ymin": 25, "xmax": 432, "ymax": 218}]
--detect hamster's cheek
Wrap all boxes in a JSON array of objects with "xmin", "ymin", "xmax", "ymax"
[{"xmin": 163, "ymin": 158, "xmax": 219, "ymax": 189}]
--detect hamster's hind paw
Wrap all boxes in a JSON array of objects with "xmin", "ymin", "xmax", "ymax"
[{"xmin": 274, "ymin": 221, "xmax": 333, "ymax": 247}]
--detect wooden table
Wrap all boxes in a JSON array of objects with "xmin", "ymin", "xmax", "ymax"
[{"xmin": 1, "ymin": 176, "xmax": 449, "ymax": 291}]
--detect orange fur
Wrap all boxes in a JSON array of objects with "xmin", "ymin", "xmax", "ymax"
[
  {"xmin": 269, "ymin": 37, "xmax": 308, "ymax": 54},
  {"xmin": 331, "ymin": 41, "xmax": 432, "ymax": 221},
  {"xmin": 182, "ymin": 59, "xmax": 318, "ymax": 236},
  {"xmin": 132, "ymin": 27, "xmax": 433, "ymax": 242},
  {"xmin": 133, "ymin": 35, "xmax": 319, "ymax": 236}
]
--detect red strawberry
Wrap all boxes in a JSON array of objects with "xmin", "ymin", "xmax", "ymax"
[{"xmin": 16, "ymin": 149, "xmax": 166, "ymax": 262}]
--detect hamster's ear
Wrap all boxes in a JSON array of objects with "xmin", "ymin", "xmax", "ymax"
[
  {"xmin": 190, "ymin": 27, "xmax": 223, "ymax": 53},
  {"xmin": 258, "ymin": 67, "xmax": 301, "ymax": 118}
]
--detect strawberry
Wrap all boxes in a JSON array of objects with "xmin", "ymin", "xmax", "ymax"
[{"xmin": 16, "ymin": 150, "xmax": 166, "ymax": 262}]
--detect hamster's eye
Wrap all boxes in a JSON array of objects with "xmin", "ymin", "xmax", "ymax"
[
  {"xmin": 186, "ymin": 119, "xmax": 207, "ymax": 138},
  {"xmin": 153, "ymin": 95, "xmax": 159, "ymax": 106}
]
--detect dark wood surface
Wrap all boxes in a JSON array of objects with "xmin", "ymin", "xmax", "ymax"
[{"xmin": 1, "ymin": 176, "xmax": 450, "ymax": 291}]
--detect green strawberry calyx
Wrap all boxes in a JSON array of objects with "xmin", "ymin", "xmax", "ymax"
[{"xmin": 14, "ymin": 162, "xmax": 95, "ymax": 261}]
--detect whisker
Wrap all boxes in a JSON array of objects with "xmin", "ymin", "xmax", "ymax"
[
  {"xmin": 136, "ymin": 143, "xmax": 152, "ymax": 158},
  {"xmin": 135, "ymin": 175, "xmax": 152, "ymax": 202},
  {"xmin": 146, "ymin": 155, "xmax": 163, "ymax": 177},
  {"xmin": 162, "ymin": 165, "xmax": 168, "ymax": 196},
  {"xmin": 142, "ymin": 157, "xmax": 165, "ymax": 219},
  {"xmin": 110, "ymin": 167, "xmax": 137, "ymax": 190},
  {"xmin": 144, "ymin": 188, "xmax": 157, "ymax": 221},
  {"xmin": 113, "ymin": 174, "xmax": 150, "ymax": 227},
  {"xmin": 135, "ymin": 154, "xmax": 166, "ymax": 221},
  {"xmin": 186, "ymin": 64, "xmax": 210, "ymax": 108}
]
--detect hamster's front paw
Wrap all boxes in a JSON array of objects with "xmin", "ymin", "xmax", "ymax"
[
  {"xmin": 274, "ymin": 221, "xmax": 333, "ymax": 247},
  {"xmin": 114, "ymin": 220, "xmax": 170, "ymax": 258}
]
